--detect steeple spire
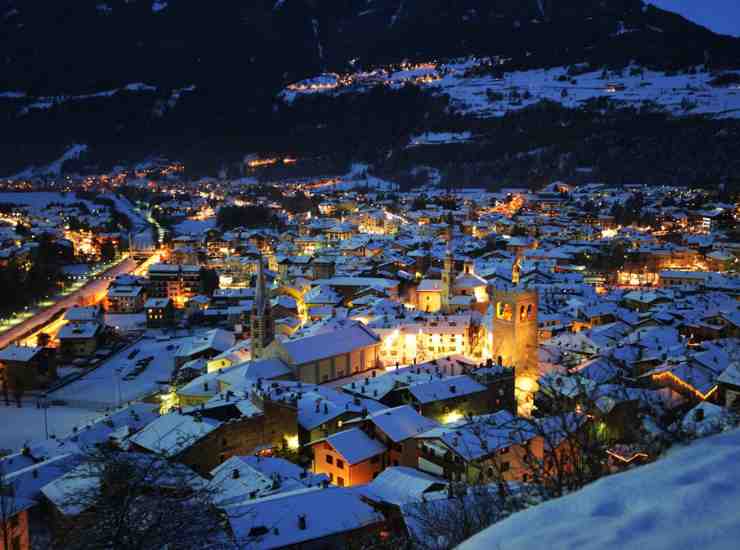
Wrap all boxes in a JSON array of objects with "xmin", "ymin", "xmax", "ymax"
[
  {"xmin": 251, "ymin": 254, "xmax": 274, "ymax": 359},
  {"xmin": 441, "ymin": 212, "xmax": 456, "ymax": 313},
  {"xmin": 255, "ymin": 253, "xmax": 267, "ymax": 313}
]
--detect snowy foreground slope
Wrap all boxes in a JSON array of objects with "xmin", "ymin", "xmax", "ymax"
[{"xmin": 459, "ymin": 428, "xmax": 740, "ymax": 550}]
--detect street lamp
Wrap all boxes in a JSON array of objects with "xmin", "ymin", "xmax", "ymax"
[{"xmin": 42, "ymin": 393, "xmax": 49, "ymax": 439}]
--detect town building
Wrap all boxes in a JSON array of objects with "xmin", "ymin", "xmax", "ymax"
[
  {"xmin": 0, "ymin": 345, "xmax": 57, "ymax": 393},
  {"xmin": 147, "ymin": 263, "xmax": 204, "ymax": 308},
  {"xmin": 145, "ymin": 297, "xmax": 175, "ymax": 328}
]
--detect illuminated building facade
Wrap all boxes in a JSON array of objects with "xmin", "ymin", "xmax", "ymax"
[{"xmin": 147, "ymin": 263, "xmax": 204, "ymax": 308}]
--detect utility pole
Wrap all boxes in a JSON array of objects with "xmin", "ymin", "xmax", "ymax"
[{"xmin": 42, "ymin": 393, "xmax": 49, "ymax": 439}]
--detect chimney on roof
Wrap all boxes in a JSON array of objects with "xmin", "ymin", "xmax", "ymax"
[
  {"xmin": 450, "ymin": 385, "xmax": 457, "ymax": 394},
  {"xmin": 232, "ymin": 468, "xmax": 240, "ymax": 479},
  {"xmin": 298, "ymin": 514, "xmax": 307, "ymax": 530}
]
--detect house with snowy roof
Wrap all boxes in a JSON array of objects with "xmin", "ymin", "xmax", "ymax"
[
  {"xmin": 718, "ymin": 362, "xmax": 740, "ymax": 411},
  {"xmin": 415, "ymin": 410, "xmax": 540, "ymax": 484},
  {"xmin": 0, "ymin": 344, "xmax": 56, "ymax": 393},
  {"xmin": 341, "ymin": 405, "xmax": 439, "ymax": 470},
  {"xmin": 58, "ymin": 321, "xmax": 103, "ymax": 359},
  {"xmin": 225, "ymin": 486, "xmax": 387, "ymax": 550},
  {"xmin": 174, "ymin": 328, "xmax": 235, "ymax": 368},
  {"xmin": 360, "ymin": 466, "xmax": 447, "ymax": 508},
  {"xmin": 247, "ymin": 380, "xmax": 385, "ymax": 447},
  {"xmin": 106, "ymin": 285, "xmax": 146, "ymax": 313},
  {"xmin": 310, "ymin": 427, "xmax": 387, "ymax": 486},
  {"xmin": 63, "ymin": 305, "xmax": 103, "ymax": 323},
  {"xmin": 641, "ymin": 343, "xmax": 729, "ymax": 403},
  {"xmin": 145, "ymin": 297, "xmax": 175, "ymax": 328},
  {"xmin": 41, "ymin": 456, "xmax": 205, "ymax": 519},
  {"xmin": 130, "ymin": 394, "xmax": 298, "ymax": 475},
  {"xmin": 209, "ymin": 455, "xmax": 327, "ymax": 506}
]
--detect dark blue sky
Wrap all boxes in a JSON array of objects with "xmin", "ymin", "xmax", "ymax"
[{"xmin": 647, "ymin": 0, "xmax": 740, "ymax": 37}]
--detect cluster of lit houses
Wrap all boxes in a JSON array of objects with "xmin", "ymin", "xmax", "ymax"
[{"xmin": 0, "ymin": 176, "xmax": 738, "ymax": 548}]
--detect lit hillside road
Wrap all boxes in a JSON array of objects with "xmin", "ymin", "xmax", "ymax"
[{"xmin": 0, "ymin": 256, "xmax": 138, "ymax": 349}]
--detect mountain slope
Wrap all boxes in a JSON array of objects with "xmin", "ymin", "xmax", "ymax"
[
  {"xmin": 458, "ymin": 427, "xmax": 740, "ymax": 550},
  {"xmin": 1, "ymin": 0, "xmax": 739, "ymax": 176}
]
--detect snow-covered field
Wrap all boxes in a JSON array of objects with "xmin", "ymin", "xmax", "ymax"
[
  {"xmin": 104, "ymin": 313, "xmax": 146, "ymax": 330},
  {"xmin": 50, "ymin": 333, "xmax": 194, "ymax": 408},
  {"xmin": 0, "ymin": 403, "xmax": 101, "ymax": 451},
  {"xmin": 408, "ymin": 131, "xmax": 472, "ymax": 147},
  {"xmin": 174, "ymin": 217, "xmax": 217, "ymax": 235},
  {"xmin": 0, "ymin": 191, "xmax": 97, "ymax": 212},
  {"xmin": 102, "ymin": 192, "xmax": 149, "ymax": 233},
  {"xmin": 282, "ymin": 58, "xmax": 740, "ymax": 120},
  {"xmin": 433, "ymin": 62, "xmax": 740, "ymax": 119},
  {"xmin": 459, "ymin": 427, "xmax": 740, "ymax": 550}
]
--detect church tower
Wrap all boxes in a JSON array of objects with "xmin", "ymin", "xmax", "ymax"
[
  {"xmin": 441, "ymin": 247, "xmax": 454, "ymax": 313},
  {"xmin": 512, "ymin": 257, "xmax": 522, "ymax": 285},
  {"xmin": 491, "ymin": 287, "xmax": 539, "ymax": 413},
  {"xmin": 440, "ymin": 212, "xmax": 456, "ymax": 313},
  {"xmin": 250, "ymin": 255, "xmax": 274, "ymax": 360}
]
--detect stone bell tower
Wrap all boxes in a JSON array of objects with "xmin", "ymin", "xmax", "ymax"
[{"xmin": 491, "ymin": 288, "xmax": 539, "ymax": 413}]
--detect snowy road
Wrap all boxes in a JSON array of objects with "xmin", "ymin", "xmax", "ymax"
[{"xmin": 0, "ymin": 257, "xmax": 137, "ymax": 349}]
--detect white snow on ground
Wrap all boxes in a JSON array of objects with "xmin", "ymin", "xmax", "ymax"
[
  {"xmin": 11, "ymin": 83, "xmax": 160, "ymax": 117},
  {"xmin": 174, "ymin": 217, "xmax": 217, "ymax": 236},
  {"xmin": 430, "ymin": 63, "xmax": 740, "ymax": 119},
  {"xmin": 8, "ymin": 144, "xmax": 88, "ymax": 179},
  {"xmin": 101, "ymin": 192, "xmax": 155, "ymax": 249},
  {"xmin": 124, "ymin": 82, "xmax": 157, "ymax": 92},
  {"xmin": 459, "ymin": 426, "xmax": 740, "ymax": 550},
  {"xmin": 50, "ymin": 333, "xmax": 197, "ymax": 408},
  {"xmin": 104, "ymin": 313, "xmax": 146, "ymax": 330},
  {"xmin": 102, "ymin": 192, "xmax": 149, "ymax": 233},
  {"xmin": 0, "ymin": 403, "xmax": 101, "ymax": 451},
  {"xmin": 46, "ymin": 144, "xmax": 87, "ymax": 176},
  {"xmin": 336, "ymin": 163, "xmax": 398, "ymax": 191},
  {"xmin": 281, "ymin": 59, "xmax": 740, "ymax": 120},
  {"xmin": 0, "ymin": 192, "xmax": 97, "ymax": 212},
  {"xmin": 408, "ymin": 131, "xmax": 472, "ymax": 147}
]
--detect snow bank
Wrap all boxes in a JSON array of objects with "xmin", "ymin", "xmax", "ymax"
[{"xmin": 459, "ymin": 427, "xmax": 740, "ymax": 550}]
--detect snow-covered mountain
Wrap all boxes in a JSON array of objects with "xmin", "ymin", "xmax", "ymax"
[{"xmin": 1, "ymin": 0, "xmax": 739, "ymax": 176}]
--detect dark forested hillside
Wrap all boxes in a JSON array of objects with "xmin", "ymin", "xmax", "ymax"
[{"xmin": 1, "ymin": 0, "xmax": 739, "ymax": 176}]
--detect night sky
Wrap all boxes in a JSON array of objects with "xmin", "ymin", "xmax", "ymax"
[{"xmin": 647, "ymin": 0, "xmax": 740, "ymax": 37}]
